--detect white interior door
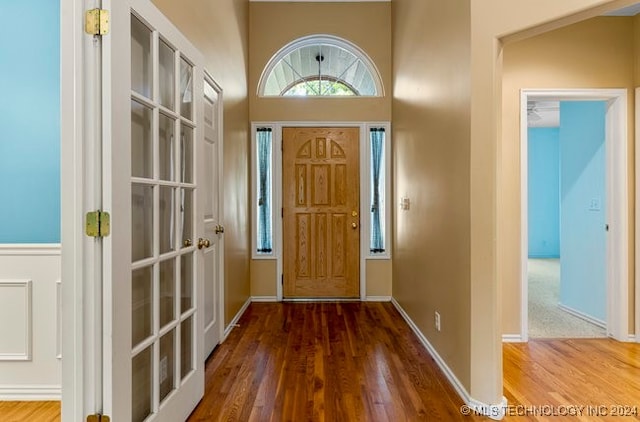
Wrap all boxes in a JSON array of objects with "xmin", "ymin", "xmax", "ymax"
[
  {"xmin": 202, "ymin": 74, "xmax": 223, "ymax": 357},
  {"xmin": 104, "ymin": 1, "xmax": 205, "ymax": 420}
]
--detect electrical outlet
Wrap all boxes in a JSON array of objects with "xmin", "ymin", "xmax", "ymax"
[
  {"xmin": 160, "ymin": 356, "xmax": 168, "ymax": 383},
  {"xmin": 435, "ymin": 311, "xmax": 441, "ymax": 332}
]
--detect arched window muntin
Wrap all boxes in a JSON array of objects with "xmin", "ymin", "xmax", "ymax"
[
  {"xmin": 258, "ymin": 34, "xmax": 384, "ymax": 97},
  {"xmin": 282, "ymin": 76, "xmax": 359, "ymax": 97}
]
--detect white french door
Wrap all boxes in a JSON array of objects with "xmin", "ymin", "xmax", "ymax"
[
  {"xmin": 104, "ymin": 0, "xmax": 205, "ymax": 420},
  {"xmin": 202, "ymin": 74, "xmax": 223, "ymax": 357}
]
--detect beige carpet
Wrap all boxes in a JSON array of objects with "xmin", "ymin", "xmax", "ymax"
[{"xmin": 528, "ymin": 258, "xmax": 606, "ymax": 338}]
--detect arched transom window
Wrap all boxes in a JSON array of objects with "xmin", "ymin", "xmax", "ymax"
[{"xmin": 258, "ymin": 35, "xmax": 383, "ymax": 97}]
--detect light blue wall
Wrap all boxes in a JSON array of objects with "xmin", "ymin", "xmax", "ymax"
[
  {"xmin": 559, "ymin": 101, "xmax": 606, "ymax": 322},
  {"xmin": 0, "ymin": 1, "xmax": 60, "ymax": 243},
  {"xmin": 528, "ymin": 127, "xmax": 560, "ymax": 258}
]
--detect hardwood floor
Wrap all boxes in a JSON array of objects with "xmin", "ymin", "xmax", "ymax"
[
  {"xmin": 503, "ymin": 339, "xmax": 640, "ymax": 421},
  {"xmin": 3, "ymin": 303, "xmax": 639, "ymax": 421},
  {"xmin": 0, "ymin": 401, "xmax": 60, "ymax": 422},
  {"xmin": 188, "ymin": 302, "xmax": 477, "ymax": 421}
]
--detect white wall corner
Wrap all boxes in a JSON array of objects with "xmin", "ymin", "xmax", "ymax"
[
  {"xmin": 502, "ymin": 334, "xmax": 524, "ymax": 343},
  {"xmin": 222, "ymin": 297, "xmax": 252, "ymax": 341},
  {"xmin": 391, "ymin": 298, "xmax": 507, "ymax": 420}
]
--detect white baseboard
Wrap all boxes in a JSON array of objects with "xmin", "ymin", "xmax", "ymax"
[
  {"xmin": 251, "ymin": 296, "xmax": 278, "ymax": 302},
  {"xmin": 364, "ymin": 296, "xmax": 392, "ymax": 302},
  {"xmin": 391, "ymin": 298, "xmax": 507, "ymax": 420},
  {"xmin": 0, "ymin": 384, "xmax": 61, "ymax": 400},
  {"xmin": 557, "ymin": 303, "xmax": 606, "ymax": 328},
  {"xmin": 502, "ymin": 334, "xmax": 524, "ymax": 343},
  {"xmin": 222, "ymin": 297, "xmax": 251, "ymax": 341}
]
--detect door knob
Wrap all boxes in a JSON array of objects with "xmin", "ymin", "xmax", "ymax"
[
  {"xmin": 183, "ymin": 238, "xmax": 193, "ymax": 247},
  {"xmin": 351, "ymin": 222, "xmax": 358, "ymax": 229},
  {"xmin": 197, "ymin": 238, "xmax": 211, "ymax": 249},
  {"xmin": 215, "ymin": 224, "xmax": 225, "ymax": 234}
]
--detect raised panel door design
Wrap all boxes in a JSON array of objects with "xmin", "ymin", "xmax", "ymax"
[{"xmin": 283, "ymin": 127, "xmax": 359, "ymax": 298}]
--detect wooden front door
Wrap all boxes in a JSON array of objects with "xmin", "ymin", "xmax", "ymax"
[{"xmin": 283, "ymin": 127, "xmax": 360, "ymax": 298}]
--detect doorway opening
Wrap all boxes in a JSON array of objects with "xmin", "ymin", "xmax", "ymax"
[{"xmin": 520, "ymin": 89, "xmax": 629, "ymax": 342}]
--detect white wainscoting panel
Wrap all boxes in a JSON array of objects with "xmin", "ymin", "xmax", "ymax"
[
  {"xmin": 0, "ymin": 280, "xmax": 32, "ymax": 360},
  {"xmin": 0, "ymin": 244, "xmax": 61, "ymax": 400}
]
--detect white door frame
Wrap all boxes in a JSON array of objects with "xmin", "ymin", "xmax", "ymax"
[
  {"xmin": 61, "ymin": 0, "xmax": 102, "ymax": 420},
  {"xmin": 519, "ymin": 89, "xmax": 630, "ymax": 342}
]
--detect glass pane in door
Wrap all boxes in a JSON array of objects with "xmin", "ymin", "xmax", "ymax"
[
  {"xmin": 132, "ymin": 185, "xmax": 153, "ymax": 262},
  {"xmin": 180, "ymin": 188, "xmax": 193, "ymax": 249},
  {"xmin": 131, "ymin": 101, "xmax": 153, "ymax": 179},
  {"xmin": 131, "ymin": 16, "xmax": 152, "ymax": 99},
  {"xmin": 179, "ymin": 57, "xmax": 193, "ymax": 119},
  {"xmin": 180, "ymin": 253, "xmax": 193, "ymax": 312},
  {"xmin": 180, "ymin": 316, "xmax": 193, "ymax": 380},
  {"xmin": 132, "ymin": 346, "xmax": 153, "ymax": 422},
  {"xmin": 159, "ymin": 259, "xmax": 175, "ymax": 328},
  {"xmin": 158, "ymin": 39, "xmax": 175, "ymax": 109},
  {"xmin": 159, "ymin": 187, "xmax": 175, "ymax": 255},
  {"xmin": 180, "ymin": 126, "xmax": 193, "ymax": 183},
  {"xmin": 159, "ymin": 330, "xmax": 176, "ymax": 402},
  {"xmin": 132, "ymin": 266, "xmax": 153, "ymax": 347},
  {"xmin": 159, "ymin": 114, "xmax": 175, "ymax": 181}
]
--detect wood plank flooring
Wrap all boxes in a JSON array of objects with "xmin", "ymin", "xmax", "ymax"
[
  {"xmin": 188, "ymin": 302, "xmax": 477, "ymax": 421},
  {"xmin": 503, "ymin": 339, "xmax": 640, "ymax": 421},
  {"xmin": 0, "ymin": 401, "xmax": 60, "ymax": 422},
  {"xmin": 3, "ymin": 302, "xmax": 639, "ymax": 421}
]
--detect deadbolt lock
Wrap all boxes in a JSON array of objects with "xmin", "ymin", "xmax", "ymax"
[{"xmin": 352, "ymin": 211, "xmax": 358, "ymax": 217}]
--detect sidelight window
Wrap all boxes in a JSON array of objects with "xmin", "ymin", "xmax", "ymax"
[
  {"xmin": 255, "ymin": 127, "xmax": 273, "ymax": 255},
  {"xmin": 369, "ymin": 128, "xmax": 386, "ymax": 254}
]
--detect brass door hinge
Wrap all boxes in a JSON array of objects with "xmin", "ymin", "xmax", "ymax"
[
  {"xmin": 85, "ymin": 8, "xmax": 110, "ymax": 36},
  {"xmin": 87, "ymin": 414, "xmax": 110, "ymax": 422},
  {"xmin": 86, "ymin": 210, "xmax": 111, "ymax": 238}
]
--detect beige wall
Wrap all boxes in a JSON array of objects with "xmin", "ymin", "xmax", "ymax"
[
  {"xmin": 366, "ymin": 260, "xmax": 392, "ymax": 297},
  {"xmin": 249, "ymin": 2, "xmax": 392, "ymax": 122},
  {"xmin": 250, "ymin": 259, "xmax": 392, "ymax": 298},
  {"xmin": 393, "ymin": 0, "xmax": 633, "ymax": 408},
  {"xmin": 393, "ymin": 0, "xmax": 473, "ymax": 391},
  {"xmin": 152, "ymin": 0, "xmax": 251, "ymax": 325},
  {"xmin": 251, "ymin": 260, "xmax": 277, "ymax": 297},
  {"xmin": 501, "ymin": 16, "xmax": 636, "ymax": 336}
]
